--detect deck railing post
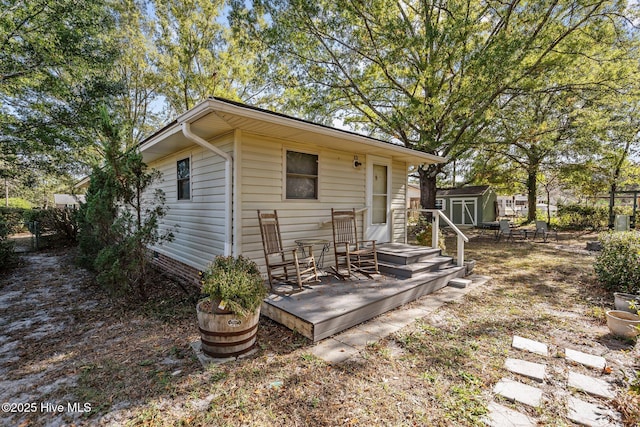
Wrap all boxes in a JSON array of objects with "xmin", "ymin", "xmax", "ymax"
[
  {"xmin": 457, "ymin": 235, "xmax": 464, "ymax": 267},
  {"xmin": 432, "ymin": 212, "xmax": 439, "ymax": 249},
  {"xmin": 404, "ymin": 209, "xmax": 409, "ymax": 244}
]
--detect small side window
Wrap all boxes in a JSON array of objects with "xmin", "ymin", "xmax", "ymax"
[
  {"xmin": 435, "ymin": 199, "xmax": 445, "ymax": 210},
  {"xmin": 286, "ymin": 150, "xmax": 318, "ymax": 200},
  {"xmin": 177, "ymin": 158, "xmax": 190, "ymax": 200}
]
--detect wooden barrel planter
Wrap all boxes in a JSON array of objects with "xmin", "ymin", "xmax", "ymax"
[{"xmin": 196, "ymin": 300, "xmax": 260, "ymax": 358}]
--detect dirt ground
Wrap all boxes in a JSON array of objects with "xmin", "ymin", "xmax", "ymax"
[
  {"xmin": 0, "ymin": 231, "xmax": 638, "ymax": 426},
  {"xmin": 0, "ymin": 243, "xmax": 309, "ymax": 427}
]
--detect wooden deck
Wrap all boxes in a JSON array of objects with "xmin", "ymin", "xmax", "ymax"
[{"xmin": 261, "ymin": 243, "xmax": 468, "ymax": 342}]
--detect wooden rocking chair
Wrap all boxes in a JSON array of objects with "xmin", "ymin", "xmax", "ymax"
[
  {"xmin": 257, "ymin": 210, "xmax": 319, "ymax": 291},
  {"xmin": 331, "ymin": 208, "xmax": 379, "ymax": 279}
]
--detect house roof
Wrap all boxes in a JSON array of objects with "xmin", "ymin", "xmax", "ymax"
[
  {"xmin": 437, "ymin": 185, "xmax": 491, "ymax": 197},
  {"xmin": 139, "ymin": 97, "xmax": 445, "ymax": 165},
  {"xmin": 54, "ymin": 194, "xmax": 85, "ymax": 205}
]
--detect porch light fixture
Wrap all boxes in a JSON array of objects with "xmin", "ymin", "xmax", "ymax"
[{"xmin": 353, "ymin": 155, "xmax": 362, "ymax": 168}]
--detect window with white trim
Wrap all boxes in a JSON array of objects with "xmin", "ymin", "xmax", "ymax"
[
  {"xmin": 177, "ymin": 158, "xmax": 190, "ymax": 200},
  {"xmin": 286, "ymin": 150, "xmax": 318, "ymax": 199},
  {"xmin": 435, "ymin": 198, "xmax": 445, "ymax": 210}
]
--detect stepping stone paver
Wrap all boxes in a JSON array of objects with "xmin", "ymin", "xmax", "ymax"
[
  {"xmin": 504, "ymin": 358, "xmax": 546, "ymax": 382},
  {"xmin": 335, "ymin": 328, "xmax": 379, "ymax": 348},
  {"xmin": 567, "ymin": 396, "xmax": 621, "ymax": 427},
  {"xmin": 483, "ymin": 402, "xmax": 536, "ymax": 427},
  {"xmin": 448, "ymin": 278, "xmax": 471, "ymax": 288},
  {"xmin": 493, "ymin": 378, "xmax": 543, "ymax": 407},
  {"xmin": 568, "ymin": 371, "xmax": 616, "ymax": 399},
  {"xmin": 565, "ymin": 348, "xmax": 607, "ymax": 370},
  {"xmin": 310, "ymin": 338, "xmax": 357, "ymax": 364},
  {"xmin": 357, "ymin": 320, "xmax": 404, "ymax": 338},
  {"xmin": 512, "ymin": 336, "xmax": 548, "ymax": 356}
]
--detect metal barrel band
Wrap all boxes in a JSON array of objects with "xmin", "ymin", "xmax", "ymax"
[
  {"xmin": 198, "ymin": 322, "xmax": 258, "ymax": 338},
  {"xmin": 200, "ymin": 330, "xmax": 258, "ymax": 348},
  {"xmin": 201, "ymin": 343, "xmax": 256, "ymax": 359}
]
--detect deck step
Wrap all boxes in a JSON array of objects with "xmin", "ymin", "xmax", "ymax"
[
  {"xmin": 378, "ymin": 256, "xmax": 454, "ymax": 278},
  {"xmin": 376, "ymin": 243, "xmax": 441, "ymax": 265}
]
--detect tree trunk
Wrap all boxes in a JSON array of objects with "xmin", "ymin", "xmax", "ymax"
[
  {"xmin": 526, "ymin": 168, "xmax": 537, "ymax": 223},
  {"xmin": 545, "ymin": 188, "xmax": 551, "ymax": 225},
  {"xmin": 418, "ymin": 164, "xmax": 439, "ymax": 209},
  {"xmin": 609, "ymin": 182, "xmax": 616, "ymax": 229}
]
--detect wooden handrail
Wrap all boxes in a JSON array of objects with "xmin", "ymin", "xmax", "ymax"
[{"xmin": 403, "ymin": 208, "xmax": 468, "ymax": 267}]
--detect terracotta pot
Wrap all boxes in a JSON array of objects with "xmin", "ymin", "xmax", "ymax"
[
  {"xmin": 196, "ymin": 300, "xmax": 260, "ymax": 358},
  {"xmin": 605, "ymin": 310, "xmax": 640, "ymax": 339},
  {"xmin": 613, "ymin": 292, "xmax": 640, "ymax": 314}
]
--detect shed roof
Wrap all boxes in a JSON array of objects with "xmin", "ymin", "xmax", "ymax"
[
  {"xmin": 437, "ymin": 185, "xmax": 491, "ymax": 197},
  {"xmin": 140, "ymin": 97, "xmax": 445, "ymax": 165}
]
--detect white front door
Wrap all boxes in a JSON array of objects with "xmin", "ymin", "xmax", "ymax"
[{"xmin": 366, "ymin": 156, "xmax": 391, "ymax": 242}]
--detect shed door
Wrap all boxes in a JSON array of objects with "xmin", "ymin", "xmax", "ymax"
[
  {"xmin": 450, "ymin": 199, "xmax": 477, "ymax": 226},
  {"xmin": 366, "ymin": 156, "xmax": 391, "ymax": 242}
]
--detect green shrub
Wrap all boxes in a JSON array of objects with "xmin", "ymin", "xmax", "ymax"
[
  {"xmin": 200, "ymin": 256, "xmax": 267, "ymax": 317},
  {"xmin": 76, "ymin": 108, "xmax": 172, "ymax": 300},
  {"xmin": 0, "ymin": 216, "xmax": 16, "ymax": 270},
  {"xmin": 24, "ymin": 208, "xmax": 78, "ymax": 241},
  {"xmin": 593, "ymin": 231, "xmax": 640, "ymax": 294},
  {"xmin": 0, "ymin": 207, "xmax": 28, "ymax": 234},
  {"xmin": 6, "ymin": 198, "xmax": 32, "ymax": 209},
  {"xmin": 556, "ymin": 204, "xmax": 608, "ymax": 230}
]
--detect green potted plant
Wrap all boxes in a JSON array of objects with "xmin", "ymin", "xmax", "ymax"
[{"xmin": 196, "ymin": 255, "xmax": 268, "ymax": 359}]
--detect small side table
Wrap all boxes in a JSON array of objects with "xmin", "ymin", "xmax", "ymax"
[{"xmin": 295, "ymin": 239, "xmax": 331, "ymax": 268}]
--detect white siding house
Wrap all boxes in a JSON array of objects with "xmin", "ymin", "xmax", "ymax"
[{"xmin": 139, "ymin": 98, "xmax": 444, "ymax": 283}]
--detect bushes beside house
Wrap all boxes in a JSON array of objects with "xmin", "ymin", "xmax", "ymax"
[
  {"xmin": 77, "ymin": 108, "xmax": 173, "ymax": 299},
  {"xmin": 594, "ymin": 231, "xmax": 640, "ymax": 295}
]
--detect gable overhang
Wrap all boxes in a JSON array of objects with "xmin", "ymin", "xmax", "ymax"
[{"xmin": 139, "ymin": 98, "xmax": 445, "ymax": 166}]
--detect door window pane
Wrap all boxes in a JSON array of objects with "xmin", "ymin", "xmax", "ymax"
[
  {"xmin": 372, "ymin": 164, "xmax": 387, "ymax": 224},
  {"xmin": 373, "ymin": 164, "xmax": 387, "ymax": 194}
]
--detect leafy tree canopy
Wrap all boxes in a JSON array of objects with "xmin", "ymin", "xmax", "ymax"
[
  {"xmin": 1, "ymin": 0, "xmax": 120, "ymax": 182},
  {"xmin": 248, "ymin": 0, "xmax": 638, "ymax": 207}
]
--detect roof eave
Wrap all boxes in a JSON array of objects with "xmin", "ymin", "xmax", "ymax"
[{"xmin": 144, "ymin": 98, "xmax": 445, "ymax": 165}]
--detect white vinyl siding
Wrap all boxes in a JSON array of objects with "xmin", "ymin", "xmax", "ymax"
[
  {"xmin": 240, "ymin": 134, "xmax": 371, "ymax": 272},
  {"xmin": 390, "ymin": 159, "xmax": 407, "ymax": 243},
  {"xmin": 147, "ymin": 135, "xmax": 233, "ymax": 270},
  {"xmin": 147, "ymin": 129, "xmax": 409, "ymax": 276}
]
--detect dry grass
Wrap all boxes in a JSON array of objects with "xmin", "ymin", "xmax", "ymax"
[{"xmin": 1, "ymin": 231, "xmax": 638, "ymax": 426}]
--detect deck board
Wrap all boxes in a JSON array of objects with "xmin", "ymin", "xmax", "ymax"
[{"xmin": 262, "ymin": 266, "xmax": 466, "ymax": 341}]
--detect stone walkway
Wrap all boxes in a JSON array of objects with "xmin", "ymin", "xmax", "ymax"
[
  {"xmin": 484, "ymin": 335, "xmax": 622, "ymax": 427},
  {"xmin": 309, "ymin": 275, "xmax": 490, "ymax": 363}
]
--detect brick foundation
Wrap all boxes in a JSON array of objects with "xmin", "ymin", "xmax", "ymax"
[{"xmin": 151, "ymin": 251, "xmax": 202, "ymax": 289}]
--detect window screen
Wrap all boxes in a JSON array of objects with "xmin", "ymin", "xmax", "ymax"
[
  {"xmin": 177, "ymin": 158, "xmax": 190, "ymax": 200},
  {"xmin": 286, "ymin": 151, "xmax": 318, "ymax": 199}
]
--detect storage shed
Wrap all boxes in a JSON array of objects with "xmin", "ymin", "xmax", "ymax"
[{"xmin": 435, "ymin": 185, "xmax": 497, "ymax": 226}]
